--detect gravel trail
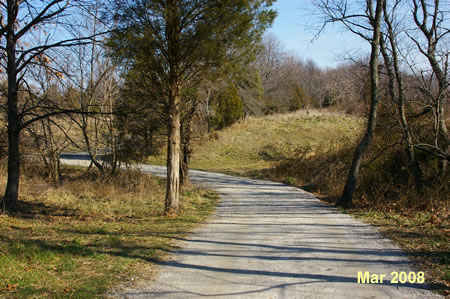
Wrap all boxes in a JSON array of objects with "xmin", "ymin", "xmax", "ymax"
[{"xmin": 61, "ymin": 158, "xmax": 440, "ymax": 298}]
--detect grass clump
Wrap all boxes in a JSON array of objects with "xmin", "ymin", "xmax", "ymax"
[{"xmin": 0, "ymin": 164, "xmax": 218, "ymax": 298}]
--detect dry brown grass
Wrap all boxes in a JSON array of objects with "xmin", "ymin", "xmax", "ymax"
[
  {"xmin": 186, "ymin": 109, "xmax": 363, "ymax": 175},
  {"xmin": 0, "ymin": 162, "xmax": 218, "ymax": 298}
]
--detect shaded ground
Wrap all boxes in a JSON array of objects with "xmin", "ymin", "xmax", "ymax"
[{"xmin": 108, "ymin": 165, "xmax": 441, "ymax": 298}]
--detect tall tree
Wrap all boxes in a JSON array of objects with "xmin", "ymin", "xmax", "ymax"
[
  {"xmin": 110, "ymin": 0, "xmax": 276, "ymax": 215},
  {"xmin": 340, "ymin": 0, "xmax": 384, "ymax": 207}
]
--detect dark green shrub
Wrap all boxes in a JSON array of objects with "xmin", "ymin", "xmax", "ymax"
[{"xmin": 210, "ymin": 85, "xmax": 243, "ymax": 130}]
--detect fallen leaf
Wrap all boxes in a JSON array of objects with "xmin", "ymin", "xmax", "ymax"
[
  {"xmin": 63, "ymin": 287, "xmax": 72, "ymax": 293},
  {"xmin": 5, "ymin": 283, "xmax": 18, "ymax": 290}
]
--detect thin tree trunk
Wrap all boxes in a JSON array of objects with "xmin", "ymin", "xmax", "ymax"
[
  {"xmin": 165, "ymin": 86, "xmax": 181, "ymax": 215},
  {"xmin": 4, "ymin": 1, "xmax": 20, "ymax": 210},
  {"xmin": 181, "ymin": 142, "xmax": 190, "ymax": 187},
  {"xmin": 339, "ymin": 0, "xmax": 384, "ymax": 208},
  {"xmin": 427, "ymin": 44, "xmax": 448, "ymax": 174},
  {"xmin": 437, "ymin": 102, "xmax": 448, "ymax": 173},
  {"xmin": 44, "ymin": 118, "xmax": 61, "ymax": 183},
  {"xmin": 380, "ymin": 23, "xmax": 423, "ymax": 187},
  {"xmin": 80, "ymin": 120, "xmax": 104, "ymax": 174},
  {"xmin": 50, "ymin": 151, "xmax": 61, "ymax": 183},
  {"xmin": 433, "ymin": 58, "xmax": 449, "ymax": 174}
]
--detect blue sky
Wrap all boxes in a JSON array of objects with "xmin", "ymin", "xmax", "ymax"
[{"xmin": 268, "ymin": 0, "xmax": 370, "ymax": 69}]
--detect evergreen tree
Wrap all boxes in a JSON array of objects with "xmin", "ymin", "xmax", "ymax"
[
  {"xmin": 109, "ymin": 0, "xmax": 276, "ymax": 214},
  {"xmin": 210, "ymin": 85, "xmax": 243, "ymax": 130}
]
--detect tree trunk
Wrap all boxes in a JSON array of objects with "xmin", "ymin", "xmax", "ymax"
[
  {"xmin": 339, "ymin": 0, "xmax": 384, "ymax": 208},
  {"xmin": 433, "ymin": 59, "xmax": 449, "ymax": 174},
  {"xmin": 180, "ymin": 118, "xmax": 193, "ymax": 189},
  {"xmin": 164, "ymin": 0, "xmax": 182, "ymax": 215},
  {"xmin": 437, "ymin": 102, "xmax": 448, "ymax": 173},
  {"xmin": 81, "ymin": 121, "xmax": 104, "ymax": 174},
  {"xmin": 181, "ymin": 142, "xmax": 190, "ymax": 187},
  {"xmin": 427, "ymin": 45, "xmax": 448, "ymax": 175},
  {"xmin": 4, "ymin": 126, "xmax": 20, "ymax": 210},
  {"xmin": 49, "ymin": 151, "xmax": 61, "ymax": 183},
  {"xmin": 165, "ymin": 87, "xmax": 181, "ymax": 215},
  {"xmin": 4, "ymin": 2, "xmax": 20, "ymax": 211},
  {"xmin": 379, "ymin": 25, "xmax": 423, "ymax": 187},
  {"xmin": 399, "ymin": 100, "xmax": 424, "ymax": 186}
]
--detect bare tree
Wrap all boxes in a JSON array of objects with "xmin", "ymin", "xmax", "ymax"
[
  {"xmin": 378, "ymin": 0, "xmax": 424, "ymax": 187},
  {"xmin": 297, "ymin": 59, "xmax": 326, "ymax": 108},
  {"xmin": 62, "ymin": 3, "xmax": 121, "ymax": 177},
  {"xmin": 27, "ymin": 116, "xmax": 72, "ymax": 183},
  {"xmin": 0, "ymin": 1, "xmax": 109, "ymax": 210},
  {"xmin": 313, "ymin": 0, "xmax": 385, "ymax": 207},
  {"xmin": 24, "ymin": 74, "xmax": 73, "ymax": 183},
  {"xmin": 255, "ymin": 34, "xmax": 286, "ymax": 94},
  {"xmin": 409, "ymin": 0, "xmax": 449, "ymax": 173}
]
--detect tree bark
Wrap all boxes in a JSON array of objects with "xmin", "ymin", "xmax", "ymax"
[
  {"xmin": 429, "ymin": 56, "xmax": 448, "ymax": 174},
  {"xmin": 4, "ymin": 127, "xmax": 20, "ymax": 210},
  {"xmin": 80, "ymin": 118, "xmax": 104, "ymax": 174},
  {"xmin": 165, "ymin": 86, "xmax": 181, "ymax": 215},
  {"xmin": 426, "ymin": 43, "xmax": 449, "ymax": 174},
  {"xmin": 4, "ymin": 0, "xmax": 20, "ymax": 210},
  {"xmin": 339, "ymin": 0, "xmax": 384, "ymax": 208},
  {"xmin": 164, "ymin": 0, "xmax": 182, "ymax": 215},
  {"xmin": 180, "ymin": 117, "xmax": 193, "ymax": 189}
]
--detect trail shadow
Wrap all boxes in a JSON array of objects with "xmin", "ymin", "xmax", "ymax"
[
  {"xmin": 120, "ymin": 281, "xmax": 322, "ymax": 297},
  {"xmin": 0, "ymin": 228, "xmax": 444, "ymax": 295}
]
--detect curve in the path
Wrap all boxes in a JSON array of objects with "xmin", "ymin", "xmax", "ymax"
[{"xmin": 113, "ymin": 164, "xmax": 439, "ymax": 299}]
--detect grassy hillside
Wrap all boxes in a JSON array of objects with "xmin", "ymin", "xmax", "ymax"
[{"xmin": 190, "ymin": 110, "xmax": 363, "ymax": 176}]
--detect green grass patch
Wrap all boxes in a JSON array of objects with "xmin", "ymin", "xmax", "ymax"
[{"xmin": 0, "ymin": 166, "xmax": 218, "ymax": 298}]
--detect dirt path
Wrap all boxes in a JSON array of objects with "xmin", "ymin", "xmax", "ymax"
[{"xmin": 61, "ymin": 159, "xmax": 440, "ymax": 298}]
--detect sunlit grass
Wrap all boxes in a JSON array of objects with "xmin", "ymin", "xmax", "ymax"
[{"xmin": 190, "ymin": 109, "xmax": 363, "ymax": 175}]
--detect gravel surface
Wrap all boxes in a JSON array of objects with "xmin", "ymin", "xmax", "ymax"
[{"xmin": 61, "ymin": 159, "xmax": 441, "ymax": 298}]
